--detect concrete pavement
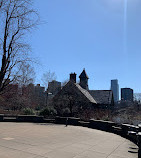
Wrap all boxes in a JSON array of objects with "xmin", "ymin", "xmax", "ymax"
[{"xmin": 0, "ymin": 122, "xmax": 138, "ymax": 158}]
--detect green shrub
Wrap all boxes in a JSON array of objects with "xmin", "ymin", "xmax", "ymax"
[
  {"xmin": 23, "ymin": 108, "xmax": 35, "ymax": 115},
  {"xmin": 40, "ymin": 107, "xmax": 57, "ymax": 117}
]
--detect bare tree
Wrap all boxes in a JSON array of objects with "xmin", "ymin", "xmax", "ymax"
[
  {"xmin": 0, "ymin": 0, "xmax": 39, "ymax": 93},
  {"xmin": 0, "ymin": 0, "xmax": 4, "ymax": 9},
  {"xmin": 14, "ymin": 62, "xmax": 35, "ymax": 86},
  {"xmin": 41, "ymin": 70, "xmax": 57, "ymax": 89}
]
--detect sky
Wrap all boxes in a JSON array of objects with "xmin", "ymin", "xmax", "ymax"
[{"xmin": 29, "ymin": 0, "xmax": 141, "ymax": 93}]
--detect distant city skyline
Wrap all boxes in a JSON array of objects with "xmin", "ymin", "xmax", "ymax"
[{"xmin": 28, "ymin": 0, "xmax": 141, "ymax": 93}]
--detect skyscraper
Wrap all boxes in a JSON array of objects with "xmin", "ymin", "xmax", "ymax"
[
  {"xmin": 48, "ymin": 80, "xmax": 61, "ymax": 95},
  {"xmin": 111, "ymin": 79, "xmax": 119, "ymax": 103},
  {"xmin": 121, "ymin": 88, "xmax": 133, "ymax": 102}
]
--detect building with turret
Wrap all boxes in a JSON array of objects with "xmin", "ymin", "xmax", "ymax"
[
  {"xmin": 79, "ymin": 69, "xmax": 89, "ymax": 90},
  {"xmin": 50, "ymin": 69, "xmax": 114, "ymax": 114}
]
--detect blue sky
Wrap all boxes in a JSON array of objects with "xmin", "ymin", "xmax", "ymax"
[{"xmin": 30, "ymin": 0, "xmax": 141, "ymax": 93}]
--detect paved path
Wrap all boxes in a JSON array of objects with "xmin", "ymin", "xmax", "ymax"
[{"xmin": 0, "ymin": 122, "xmax": 138, "ymax": 158}]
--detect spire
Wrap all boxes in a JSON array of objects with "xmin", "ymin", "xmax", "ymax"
[
  {"xmin": 79, "ymin": 68, "xmax": 89, "ymax": 79},
  {"xmin": 79, "ymin": 69, "xmax": 89, "ymax": 90}
]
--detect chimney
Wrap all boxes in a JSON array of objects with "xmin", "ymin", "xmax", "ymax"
[{"xmin": 70, "ymin": 73, "xmax": 76, "ymax": 83}]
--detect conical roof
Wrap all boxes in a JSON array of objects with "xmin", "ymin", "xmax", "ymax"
[{"xmin": 79, "ymin": 69, "xmax": 89, "ymax": 79}]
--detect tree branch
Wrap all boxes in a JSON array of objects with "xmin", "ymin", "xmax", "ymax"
[{"xmin": 0, "ymin": 0, "xmax": 39, "ymax": 93}]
